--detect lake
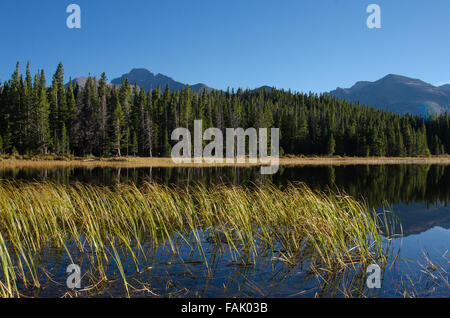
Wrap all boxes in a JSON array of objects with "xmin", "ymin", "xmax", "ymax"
[{"xmin": 0, "ymin": 164, "xmax": 448, "ymax": 297}]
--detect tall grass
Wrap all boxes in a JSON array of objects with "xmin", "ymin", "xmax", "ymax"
[{"xmin": 0, "ymin": 181, "xmax": 393, "ymax": 297}]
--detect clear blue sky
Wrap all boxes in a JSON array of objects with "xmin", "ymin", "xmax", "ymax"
[{"xmin": 1, "ymin": 0, "xmax": 449, "ymax": 93}]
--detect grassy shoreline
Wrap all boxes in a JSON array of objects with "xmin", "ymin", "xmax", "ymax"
[{"xmin": 0, "ymin": 155, "xmax": 449, "ymax": 168}]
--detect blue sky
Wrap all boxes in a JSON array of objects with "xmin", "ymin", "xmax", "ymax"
[{"xmin": 1, "ymin": 0, "xmax": 449, "ymax": 93}]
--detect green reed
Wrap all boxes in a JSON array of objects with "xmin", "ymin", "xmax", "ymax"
[{"xmin": 0, "ymin": 181, "xmax": 393, "ymax": 297}]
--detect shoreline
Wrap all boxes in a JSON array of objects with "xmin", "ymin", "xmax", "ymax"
[{"xmin": 0, "ymin": 156, "xmax": 450, "ymax": 168}]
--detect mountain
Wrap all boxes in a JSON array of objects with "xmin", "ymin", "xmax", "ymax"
[
  {"xmin": 329, "ymin": 74, "xmax": 450, "ymax": 116},
  {"xmin": 66, "ymin": 76, "xmax": 116, "ymax": 89},
  {"xmin": 68, "ymin": 71, "xmax": 450, "ymax": 117},
  {"xmin": 67, "ymin": 76, "xmax": 89, "ymax": 88},
  {"xmin": 438, "ymin": 84, "xmax": 450, "ymax": 93},
  {"xmin": 110, "ymin": 68, "xmax": 214, "ymax": 93},
  {"xmin": 255, "ymin": 86, "xmax": 274, "ymax": 93}
]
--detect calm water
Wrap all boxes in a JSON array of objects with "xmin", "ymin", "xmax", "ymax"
[{"xmin": 1, "ymin": 165, "xmax": 449, "ymax": 297}]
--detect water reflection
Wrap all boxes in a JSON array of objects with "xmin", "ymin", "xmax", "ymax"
[
  {"xmin": 1, "ymin": 164, "xmax": 448, "ymax": 297},
  {"xmin": 22, "ymin": 235, "xmax": 389, "ymax": 298}
]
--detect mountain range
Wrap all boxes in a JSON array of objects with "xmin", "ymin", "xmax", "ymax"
[
  {"xmin": 69, "ymin": 69, "xmax": 450, "ymax": 116},
  {"xmin": 329, "ymin": 74, "xmax": 450, "ymax": 116},
  {"xmin": 68, "ymin": 68, "xmax": 213, "ymax": 93},
  {"xmin": 111, "ymin": 68, "xmax": 213, "ymax": 93}
]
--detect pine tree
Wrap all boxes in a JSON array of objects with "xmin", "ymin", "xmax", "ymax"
[
  {"xmin": 24, "ymin": 61, "xmax": 33, "ymax": 152},
  {"xmin": 66, "ymin": 80, "xmax": 77, "ymax": 150},
  {"xmin": 111, "ymin": 99, "xmax": 125, "ymax": 156},
  {"xmin": 34, "ymin": 70, "xmax": 51, "ymax": 154},
  {"xmin": 98, "ymin": 73, "xmax": 109, "ymax": 156},
  {"xmin": 10, "ymin": 62, "xmax": 25, "ymax": 153}
]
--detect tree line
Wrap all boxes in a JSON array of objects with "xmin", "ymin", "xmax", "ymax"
[{"xmin": 0, "ymin": 62, "xmax": 448, "ymax": 157}]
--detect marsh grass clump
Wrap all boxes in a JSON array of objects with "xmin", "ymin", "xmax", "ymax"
[{"xmin": 0, "ymin": 181, "xmax": 393, "ymax": 297}]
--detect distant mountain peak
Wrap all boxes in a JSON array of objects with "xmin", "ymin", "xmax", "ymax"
[
  {"xmin": 330, "ymin": 74, "xmax": 450, "ymax": 116},
  {"xmin": 438, "ymin": 84, "xmax": 450, "ymax": 92},
  {"xmin": 66, "ymin": 76, "xmax": 89, "ymax": 88},
  {"xmin": 110, "ymin": 68, "xmax": 214, "ymax": 93},
  {"xmin": 255, "ymin": 86, "xmax": 274, "ymax": 93},
  {"xmin": 127, "ymin": 68, "xmax": 154, "ymax": 76},
  {"xmin": 382, "ymin": 73, "xmax": 407, "ymax": 79},
  {"xmin": 378, "ymin": 74, "xmax": 431, "ymax": 87}
]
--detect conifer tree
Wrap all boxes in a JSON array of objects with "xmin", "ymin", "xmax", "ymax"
[
  {"xmin": 111, "ymin": 99, "xmax": 125, "ymax": 156},
  {"xmin": 33, "ymin": 70, "xmax": 51, "ymax": 154}
]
